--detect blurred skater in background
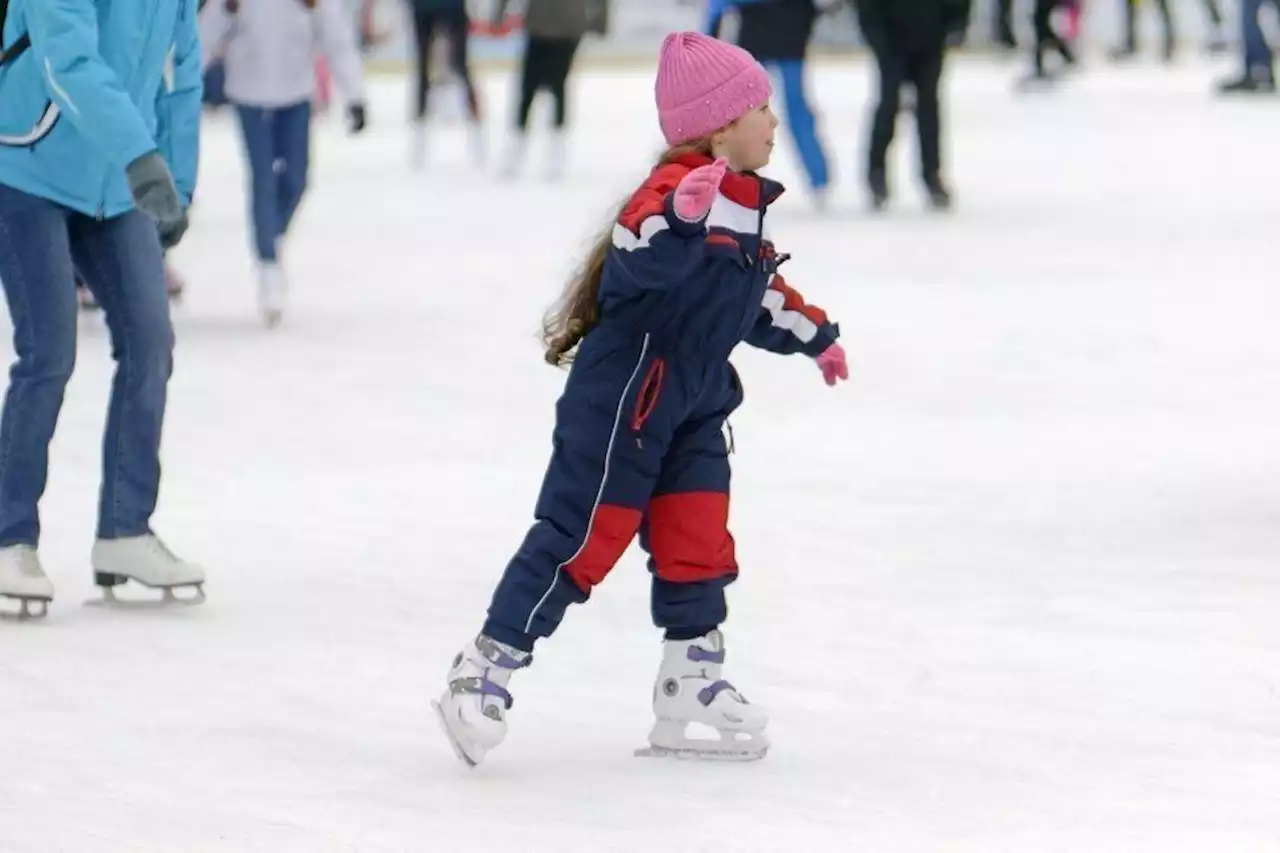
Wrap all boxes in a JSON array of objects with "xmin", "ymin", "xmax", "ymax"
[
  {"xmin": 994, "ymin": 0, "xmax": 1018, "ymax": 48},
  {"xmin": 707, "ymin": 0, "xmax": 833, "ymax": 209},
  {"xmin": 406, "ymin": 0, "xmax": 484, "ymax": 168},
  {"xmin": 1217, "ymin": 0, "xmax": 1278, "ymax": 92},
  {"xmin": 1107, "ymin": 0, "xmax": 1225, "ymax": 61},
  {"xmin": 201, "ymin": 0, "xmax": 368, "ymax": 327},
  {"xmin": 1022, "ymin": 0, "xmax": 1076, "ymax": 85},
  {"xmin": 493, "ymin": 0, "xmax": 609, "ymax": 180},
  {"xmin": 857, "ymin": 0, "xmax": 970, "ymax": 210}
]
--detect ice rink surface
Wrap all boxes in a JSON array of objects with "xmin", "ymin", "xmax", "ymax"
[{"xmin": 2, "ymin": 54, "xmax": 1279, "ymax": 852}]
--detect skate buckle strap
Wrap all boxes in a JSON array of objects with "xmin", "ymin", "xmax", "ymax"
[
  {"xmin": 686, "ymin": 645, "xmax": 725, "ymax": 665},
  {"xmin": 450, "ymin": 676, "xmax": 515, "ymax": 710},
  {"xmin": 697, "ymin": 679, "xmax": 737, "ymax": 707},
  {"xmin": 476, "ymin": 636, "xmax": 532, "ymax": 670}
]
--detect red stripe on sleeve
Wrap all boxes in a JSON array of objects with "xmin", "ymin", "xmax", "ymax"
[
  {"xmin": 770, "ymin": 275, "xmax": 829, "ymax": 327},
  {"xmin": 617, "ymin": 163, "xmax": 691, "ymax": 235}
]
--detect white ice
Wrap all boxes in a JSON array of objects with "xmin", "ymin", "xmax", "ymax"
[{"xmin": 3, "ymin": 55, "xmax": 1280, "ymax": 852}]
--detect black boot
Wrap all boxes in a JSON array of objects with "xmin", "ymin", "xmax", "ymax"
[
  {"xmin": 1217, "ymin": 67, "xmax": 1276, "ymax": 94},
  {"xmin": 868, "ymin": 169, "xmax": 889, "ymax": 211},
  {"xmin": 924, "ymin": 175, "xmax": 952, "ymax": 211}
]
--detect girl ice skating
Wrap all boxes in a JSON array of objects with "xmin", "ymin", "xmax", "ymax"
[{"xmin": 434, "ymin": 31, "xmax": 849, "ymax": 766}]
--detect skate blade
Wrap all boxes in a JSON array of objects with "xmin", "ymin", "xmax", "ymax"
[
  {"xmin": 84, "ymin": 582, "xmax": 205, "ymax": 609},
  {"xmin": 634, "ymin": 743, "xmax": 768, "ymax": 762},
  {"xmin": 0, "ymin": 594, "xmax": 51, "ymax": 621},
  {"xmin": 431, "ymin": 699, "xmax": 479, "ymax": 768}
]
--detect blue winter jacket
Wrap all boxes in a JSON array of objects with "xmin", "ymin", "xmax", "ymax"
[
  {"xmin": 0, "ymin": 0, "xmax": 203, "ymax": 218},
  {"xmin": 601, "ymin": 150, "xmax": 839, "ymax": 362}
]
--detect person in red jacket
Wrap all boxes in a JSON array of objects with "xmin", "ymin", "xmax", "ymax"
[{"xmin": 433, "ymin": 31, "xmax": 848, "ymax": 768}]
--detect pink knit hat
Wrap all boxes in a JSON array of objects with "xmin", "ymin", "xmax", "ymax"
[{"xmin": 655, "ymin": 32, "xmax": 772, "ymax": 146}]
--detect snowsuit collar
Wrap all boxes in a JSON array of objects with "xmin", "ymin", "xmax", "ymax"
[{"xmin": 665, "ymin": 151, "xmax": 786, "ymax": 210}]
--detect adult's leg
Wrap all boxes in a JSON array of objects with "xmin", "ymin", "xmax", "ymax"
[
  {"xmin": 272, "ymin": 100, "xmax": 313, "ymax": 239},
  {"xmin": 235, "ymin": 104, "xmax": 282, "ymax": 262},
  {"xmin": 0, "ymin": 186, "xmax": 77, "ymax": 546},
  {"xmin": 775, "ymin": 58, "xmax": 831, "ymax": 191},
  {"xmin": 411, "ymin": 8, "xmax": 438, "ymax": 120},
  {"xmin": 544, "ymin": 37, "xmax": 582, "ymax": 129},
  {"xmin": 867, "ymin": 39, "xmax": 906, "ymax": 191},
  {"xmin": 907, "ymin": 47, "xmax": 946, "ymax": 184},
  {"xmin": 444, "ymin": 9, "xmax": 480, "ymax": 120},
  {"xmin": 69, "ymin": 210, "xmax": 173, "ymax": 539},
  {"xmin": 515, "ymin": 36, "xmax": 547, "ymax": 131}
]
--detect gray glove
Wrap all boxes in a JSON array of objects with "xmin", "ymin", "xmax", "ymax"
[{"xmin": 125, "ymin": 150, "xmax": 189, "ymax": 249}]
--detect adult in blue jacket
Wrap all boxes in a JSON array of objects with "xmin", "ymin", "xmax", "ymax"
[
  {"xmin": 706, "ymin": 0, "xmax": 832, "ymax": 207},
  {"xmin": 0, "ymin": 0, "xmax": 207, "ymax": 616}
]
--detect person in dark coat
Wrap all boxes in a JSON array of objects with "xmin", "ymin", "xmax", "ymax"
[
  {"xmin": 493, "ymin": 0, "xmax": 609, "ymax": 179},
  {"xmin": 406, "ymin": 0, "xmax": 483, "ymax": 167},
  {"xmin": 1108, "ymin": 0, "xmax": 1225, "ymax": 61},
  {"xmin": 856, "ymin": 0, "xmax": 970, "ymax": 210},
  {"xmin": 1216, "ymin": 0, "xmax": 1279, "ymax": 93},
  {"xmin": 706, "ymin": 0, "xmax": 832, "ymax": 207}
]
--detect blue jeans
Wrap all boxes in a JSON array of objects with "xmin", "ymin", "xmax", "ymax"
[
  {"xmin": 1242, "ymin": 0, "xmax": 1278, "ymax": 73},
  {"xmin": 236, "ymin": 101, "xmax": 311, "ymax": 262},
  {"xmin": 203, "ymin": 59, "xmax": 228, "ymax": 107},
  {"xmin": 770, "ymin": 59, "xmax": 830, "ymax": 191},
  {"xmin": 0, "ymin": 184, "xmax": 174, "ymax": 546}
]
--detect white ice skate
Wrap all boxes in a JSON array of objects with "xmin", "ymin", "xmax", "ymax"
[
  {"xmin": 497, "ymin": 132, "xmax": 525, "ymax": 179},
  {"xmin": 635, "ymin": 630, "xmax": 769, "ymax": 762},
  {"xmin": 86, "ymin": 534, "xmax": 206, "ymax": 607},
  {"xmin": 0, "ymin": 545, "xmax": 54, "ymax": 620},
  {"xmin": 467, "ymin": 120, "xmax": 486, "ymax": 166},
  {"xmin": 545, "ymin": 131, "xmax": 566, "ymax": 181},
  {"xmin": 408, "ymin": 120, "xmax": 426, "ymax": 170},
  {"xmin": 257, "ymin": 261, "xmax": 286, "ymax": 328},
  {"xmin": 432, "ymin": 634, "xmax": 529, "ymax": 767}
]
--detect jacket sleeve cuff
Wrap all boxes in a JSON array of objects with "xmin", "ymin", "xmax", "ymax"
[
  {"xmin": 662, "ymin": 192, "xmax": 709, "ymax": 238},
  {"xmin": 805, "ymin": 322, "xmax": 840, "ymax": 358}
]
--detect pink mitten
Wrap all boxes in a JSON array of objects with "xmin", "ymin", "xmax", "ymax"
[
  {"xmin": 815, "ymin": 343, "xmax": 849, "ymax": 386},
  {"xmin": 672, "ymin": 156, "xmax": 728, "ymax": 222}
]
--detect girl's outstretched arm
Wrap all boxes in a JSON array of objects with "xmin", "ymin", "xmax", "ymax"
[
  {"xmin": 607, "ymin": 162, "xmax": 721, "ymax": 290},
  {"xmin": 744, "ymin": 272, "xmax": 840, "ymax": 357}
]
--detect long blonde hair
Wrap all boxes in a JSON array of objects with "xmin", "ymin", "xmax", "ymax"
[{"xmin": 542, "ymin": 139, "xmax": 715, "ymax": 367}]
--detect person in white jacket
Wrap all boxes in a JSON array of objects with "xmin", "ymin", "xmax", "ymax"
[{"xmin": 201, "ymin": 0, "xmax": 368, "ymax": 327}]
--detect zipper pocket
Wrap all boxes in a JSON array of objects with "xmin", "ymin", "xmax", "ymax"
[{"xmin": 630, "ymin": 357, "xmax": 666, "ymax": 433}]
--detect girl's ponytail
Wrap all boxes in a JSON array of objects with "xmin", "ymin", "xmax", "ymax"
[{"xmin": 541, "ymin": 138, "xmax": 715, "ymax": 368}]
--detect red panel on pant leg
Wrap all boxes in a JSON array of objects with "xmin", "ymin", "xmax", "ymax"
[
  {"xmin": 563, "ymin": 504, "xmax": 644, "ymax": 591},
  {"xmin": 647, "ymin": 492, "xmax": 737, "ymax": 583}
]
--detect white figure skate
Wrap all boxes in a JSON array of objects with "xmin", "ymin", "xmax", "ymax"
[
  {"xmin": 0, "ymin": 545, "xmax": 54, "ymax": 620},
  {"xmin": 497, "ymin": 132, "xmax": 526, "ymax": 180},
  {"xmin": 545, "ymin": 131, "xmax": 566, "ymax": 181},
  {"xmin": 257, "ymin": 261, "xmax": 286, "ymax": 328},
  {"xmin": 86, "ymin": 534, "xmax": 206, "ymax": 607},
  {"xmin": 635, "ymin": 630, "xmax": 769, "ymax": 761},
  {"xmin": 433, "ymin": 634, "xmax": 530, "ymax": 767}
]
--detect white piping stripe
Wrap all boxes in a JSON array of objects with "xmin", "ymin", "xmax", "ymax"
[
  {"xmin": 610, "ymin": 191, "xmax": 761, "ymax": 253},
  {"xmin": 163, "ymin": 45, "xmax": 176, "ymax": 92},
  {"xmin": 43, "ymin": 59, "xmax": 78, "ymax": 115},
  {"xmin": 524, "ymin": 334, "xmax": 653, "ymax": 634},
  {"xmin": 612, "ymin": 217, "xmax": 668, "ymax": 252},
  {"xmin": 0, "ymin": 102, "xmax": 60, "ymax": 147},
  {"xmin": 761, "ymin": 282, "xmax": 819, "ymax": 343},
  {"xmin": 706, "ymin": 193, "xmax": 758, "ymax": 234}
]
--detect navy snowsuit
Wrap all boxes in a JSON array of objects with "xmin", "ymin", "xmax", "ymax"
[{"xmin": 483, "ymin": 151, "xmax": 840, "ymax": 653}]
